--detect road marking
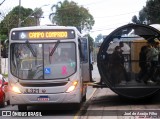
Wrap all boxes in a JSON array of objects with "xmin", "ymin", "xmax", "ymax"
[
  {"xmin": 74, "ymin": 88, "xmax": 97, "ymax": 119},
  {"xmin": 88, "ymin": 88, "xmax": 97, "ymax": 100}
]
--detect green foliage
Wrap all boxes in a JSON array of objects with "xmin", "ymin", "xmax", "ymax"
[
  {"xmin": 49, "ymin": 0, "xmax": 95, "ymax": 31},
  {"xmin": 0, "ymin": 34, "xmax": 7, "ymax": 41},
  {"xmin": 83, "ymin": 34, "xmax": 94, "ymax": 51},
  {"xmin": 95, "ymin": 34, "xmax": 103, "ymax": 43},
  {"xmin": 0, "ymin": 6, "xmax": 43, "ymax": 39},
  {"xmin": 88, "ymin": 34, "xmax": 94, "ymax": 51},
  {"xmin": 132, "ymin": 15, "xmax": 140, "ymax": 24},
  {"xmin": 32, "ymin": 8, "xmax": 43, "ymax": 25},
  {"xmin": 132, "ymin": 0, "xmax": 160, "ymax": 24},
  {"xmin": 32, "ymin": 8, "xmax": 43, "ymax": 19},
  {"xmin": 0, "ymin": 6, "xmax": 32, "ymax": 38},
  {"xmin": 2, "ymin": 74, "xmax": 8, "ymax": 78},
  {"xmin": 0, "ymin": 6, "xmax": 43, "ymax": 57},
  {"xmin": 1, "ymin": 39, "xmax": 8, "ymax": 58},
  {"xmin": 139, "ymin": 8, "xmax": 147, "ymax": 23}
]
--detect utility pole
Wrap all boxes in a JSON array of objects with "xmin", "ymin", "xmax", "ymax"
[
  {"xmin": 35, "ymin": 16, "xmax": 44, "ymax": 26},
  {"xmin": 19, "ymin": 4, "xmax": 49, "ymax": 26},
  {"xmin": 18, "ymin": 0, "xmax": 21, "ymax": 27}
]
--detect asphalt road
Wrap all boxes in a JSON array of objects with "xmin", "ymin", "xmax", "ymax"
[{"xmin": 0, "ymin": 85, "xmax": 97, "ymax": 119}]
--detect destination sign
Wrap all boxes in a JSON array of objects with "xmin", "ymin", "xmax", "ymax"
[
  {"xmin": 11, "ymin": 30, "xmax": 75, "ymax": 40},
  {"xmin": 28, "ymin": 31, "xmax": 67, "ymax": 39}
]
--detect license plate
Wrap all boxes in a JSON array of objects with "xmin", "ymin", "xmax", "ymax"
[{"xmin": 38, "ymin": 96, "xmax": 49, "ymax": 101}]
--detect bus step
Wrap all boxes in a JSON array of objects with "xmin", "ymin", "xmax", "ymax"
[
  {"xmin": 84, "ymin": 82, "xmax": 108, "ymax": 88},
  {"xmin": 93, "ymin": 82, "xmax": 108, "ymax": 88}
]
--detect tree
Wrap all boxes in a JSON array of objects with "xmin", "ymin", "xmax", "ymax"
[
  {"xmin": 1, "ymin": 39, "xmax": 8, "ymax": 58},
  {"xmin": 132, "ymin": 15, "xmax": 139, "ymax": 24},
  {"xmin": 0, "ymin": 6, "xmax": 43, "ymax": 39},
  {"xmin": 132, "ymin": 0, "xmax": 160, "ymax": 24},
  {"xmin": 18, "ymin": 7, "xmax": 43, "ymax": 27},
  {"xmin": 0, "ymin": 6, "xmax": 32, "ymax": 39},
  {"xmin": 87, "ymin": 34, "xmax": 94, "ymax": 51},
  {"xmin": 0, "ymin": 6, "xmax": 43, "ymax": 58},
  {"xmin": 49, "ymin": 0, "xmax": 95, "ymax": 31},
  {"xmin": 0, "ymin": 6, "xmax": 43, "ymax": 38},
  {"xmin": 139, "ymin": 8, "xmax": 147, "ymax": 24},
  {"xmin": 95, "ymin": 34, "xmax": 103, "ymax": 43},
  {"xmin": 30, "ymin": 8, "xmax": 43, "ymax": 26}
]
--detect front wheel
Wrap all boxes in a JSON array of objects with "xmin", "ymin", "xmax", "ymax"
[
  {"xmin": 82, "ymin": 94, "xmax": 86, "ymax": 102},
  {"xmin": 18, "ymin": 105, "xmax": 27, "ymax": 111},
  {"xmin": 6, "ymin": 100, "xmax": 10, "ymax": 105},
  {"xmin": 74, "ymin": 103, "xmax": 82, "ymax": 110}
]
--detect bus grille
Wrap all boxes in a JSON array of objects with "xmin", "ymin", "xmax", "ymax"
[{"xmin": 20, "ymin": 82, "xmax": 68, "ymax": 87}]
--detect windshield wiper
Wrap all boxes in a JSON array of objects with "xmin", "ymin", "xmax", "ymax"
[
  {"xmin": 25, "ymin": 40, "xmax": 37, "ymax": 57},
  {"xmin": 49, "ymin": 40, "xmax": 60, "ymax": 56}
]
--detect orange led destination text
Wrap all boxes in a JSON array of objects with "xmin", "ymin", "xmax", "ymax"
[{"xmin": 28, "ymin": 31, "xmax": 68, "ymax": 39}]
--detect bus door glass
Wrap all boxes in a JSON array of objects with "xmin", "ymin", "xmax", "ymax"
[{"xmin": 80, "ymin": 37, "xmax": 91, "ymax": 82}]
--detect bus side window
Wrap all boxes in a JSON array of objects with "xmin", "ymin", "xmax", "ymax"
[
  {"xmin": 78, "ymin": 39, "xmax": 84, "ymax": 62},
  {"xmin": 82, "ymin": 39, "xmax": 88, "ymax": 62},
  {"xmin": 78, "ymin": 38, "xmax": 88, "ymax": 62}
]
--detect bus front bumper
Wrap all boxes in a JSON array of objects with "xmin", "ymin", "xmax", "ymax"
[{"xmin": 9, "ymin": 89, "xmax": 81, "ymax": 105}]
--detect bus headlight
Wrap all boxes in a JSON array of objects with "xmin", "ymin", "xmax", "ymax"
[
  {"xmin": 12, "ymin": 86, "xmax": 21, "ymax": 94},
  {"xmin": 66, "ymin": 81, "xmax": 78, "ymax": 93}
]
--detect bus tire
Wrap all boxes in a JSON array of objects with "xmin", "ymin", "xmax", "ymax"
[
  {"xmin": 18, "ymin": 105, "xmax": 27, "ymax": 111},
  {"xmin": 82, "ymin": 94, "xmax": 86, "ymax": 102},
  {"xmin": 6, "ymin": 100, "xmax": 10, "ymax": 105},
  {"xmin": 74, "ymin": 103, "xmax": 81, "ymax": 110}
]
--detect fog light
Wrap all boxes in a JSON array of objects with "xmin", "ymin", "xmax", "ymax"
[
  {"xmin": 66, "ymin": 81, "xmax": 78, "ymax": 93},
  {"xmin": 12, "ymin": 86, "xmax": 21, "ymax": 94}
]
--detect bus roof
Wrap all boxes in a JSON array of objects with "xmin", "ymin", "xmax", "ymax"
[{"xmin": 150, "ymin": 24, "xmax": 160, "ymax": 31}]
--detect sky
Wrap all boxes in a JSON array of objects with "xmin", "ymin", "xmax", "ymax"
[{"xmin": 0, "ymin": 0, "xmax": 147, "ymax": 39}]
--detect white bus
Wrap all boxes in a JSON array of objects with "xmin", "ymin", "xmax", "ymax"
[{"xmin": 8, "ymin": 25, "xmax": 92, "ymax": 111}]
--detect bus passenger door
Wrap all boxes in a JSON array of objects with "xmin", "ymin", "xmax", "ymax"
[{"xmin": 80, "ymin": 37, "xmax": 92, "ymax": 82}]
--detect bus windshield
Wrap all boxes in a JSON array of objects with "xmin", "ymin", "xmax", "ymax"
[{"xmin": 10, "ymin": 42, "xmax": 76, "ymax": 80}]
